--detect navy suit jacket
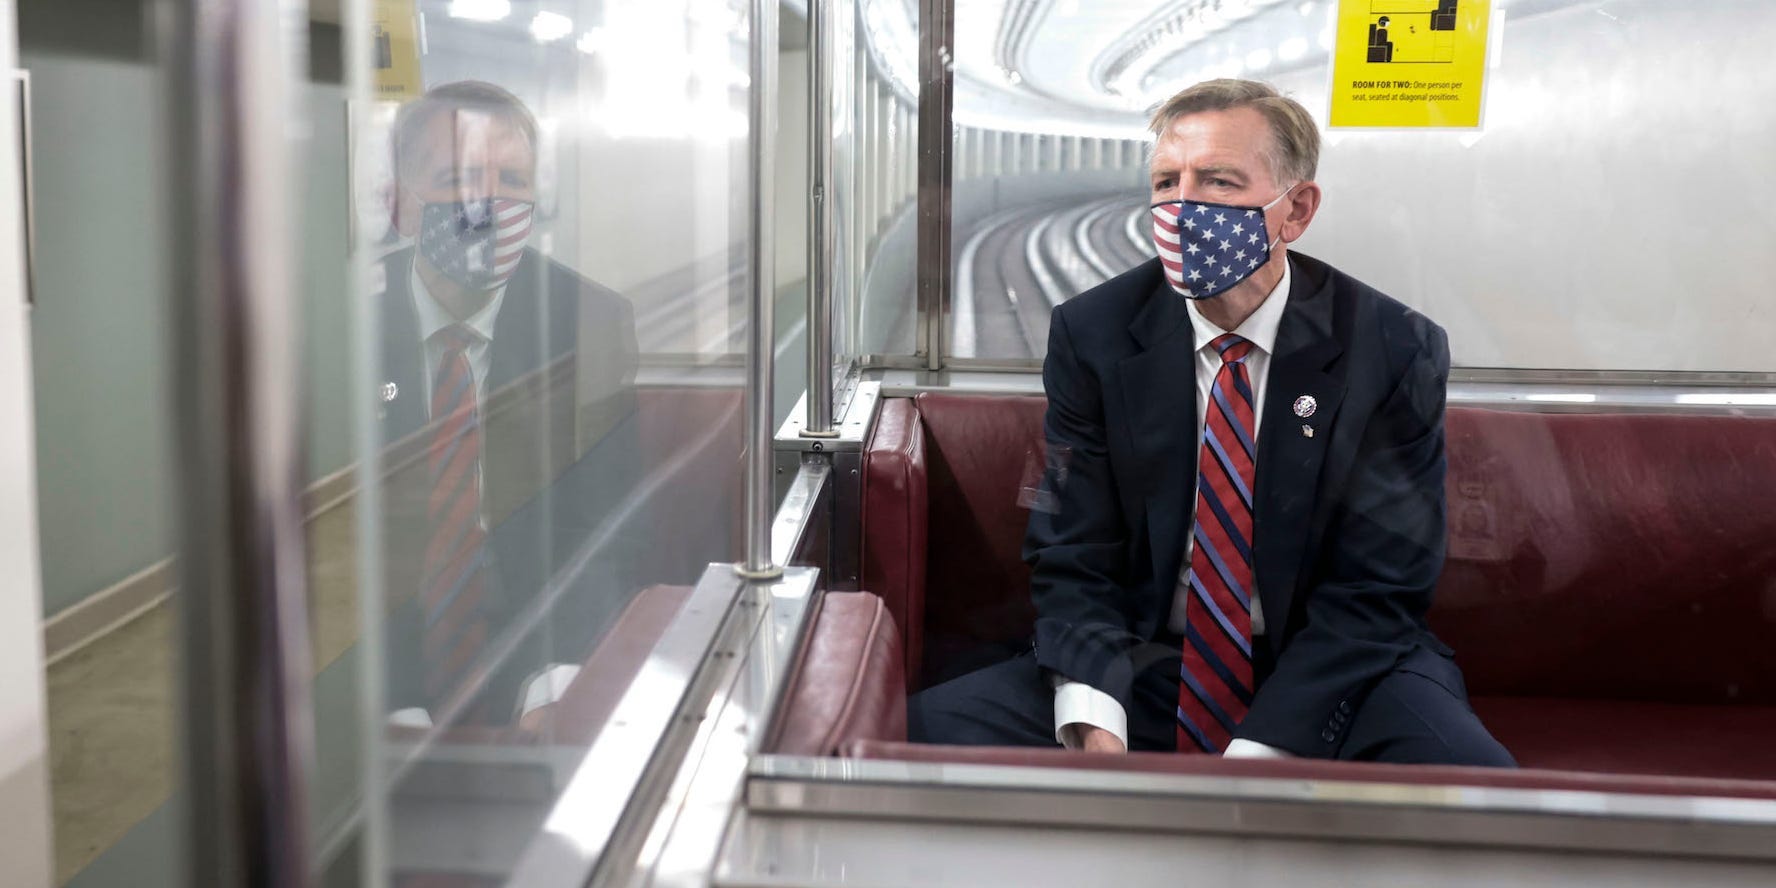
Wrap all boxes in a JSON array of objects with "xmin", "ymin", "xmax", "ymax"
[
  {"xmin": 1026, "ymin": 251, "xmax": 1455, "ymax": 756},
  {"xmin": 375, "ymin": 245, "xmax": 641, "ymax": 714}
]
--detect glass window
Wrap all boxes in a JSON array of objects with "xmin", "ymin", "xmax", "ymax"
[
  {"xmin": 852, "ymin": 0, "xmax": 920, "ymax": 359},
  {"xmin": 946, "ymin": 0, "xmax": 1147, "ymax": 363},
  {"xmin": 896, "ymin": 0, "xmax": 1776, "ymax": 807}
]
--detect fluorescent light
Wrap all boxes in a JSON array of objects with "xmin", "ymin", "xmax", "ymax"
[
  {"xmin": 1525, "ymin": 393, "xmax": 1598, "ymax": 403},
  {"xmin": 1675, "ymin": 393, "xmax": 1776, "ymax": 406},
  {"xmin": 1278, "ymin": 37, "xmax": 1308, "ymax": 61},
  {"xmin": 1299, "ymin": 1, "xmax": 1318, "ymax": 15},
  {"xmin": 447, "ymin": 0, "xmax": 510, "ymax": 23},
  {"xmin": 530, "ymin": 11, "xmax": 573, "ymax": 43},
  {"xmin": 576, "ymin": 28, "xmax": 607, "ymax": 55},
  {"xmin": 1245, "ymin": 48, "xmax": 1272, "ymax": 70}
]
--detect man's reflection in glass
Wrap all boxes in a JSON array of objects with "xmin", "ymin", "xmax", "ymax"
[{"xmin": 377, "ymin": 81, "xmax": 639, "ymax": 730}]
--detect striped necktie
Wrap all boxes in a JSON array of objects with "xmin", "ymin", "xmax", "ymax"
[
  {"xmin": 1177, "ymin": 333, "xmax": 1258, "ymax": 753},
  {"xmin": 421, "ymin": 324, "xmax": 491, "ymax": 720}
]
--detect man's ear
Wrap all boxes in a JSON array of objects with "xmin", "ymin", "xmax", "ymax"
[
  {"xmin": 390, "ymin": 183, "xmax": 419, "ymax": 238},
  {"xmin": 1278, "ymin": 180, "xmax": 1322, "ymax": 244}
]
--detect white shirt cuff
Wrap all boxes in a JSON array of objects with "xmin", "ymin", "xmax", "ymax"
[
  {"xmin": 1052, "ymin": 678, "xmax": 1128, "ymax": 749},
  {"xmin": 518, "ymin": 663, "xmax": 583, "ymax": 719},
  {"xmin": 388, "ymin": 707, "xmax": 434, "ymax": 729},
  {"xmin": 1224, "ymin": 738, "xmax": 1293, "ymax": 759}
]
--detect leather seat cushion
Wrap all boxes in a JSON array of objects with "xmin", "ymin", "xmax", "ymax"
[
  {"xmin": 1471, "ymin": 696, "xmax": 1776, "ymax": 781},
  {"xmin": 771, "ymin": 591, "xmax": 907, "ymax": 756}
]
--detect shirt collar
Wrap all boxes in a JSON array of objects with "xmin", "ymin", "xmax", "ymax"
[
  {"xmin": 409, "ymin": 261, "xmax": 506, "ymax": 346},
  {"xmin": 1185, "ymin": 256, "xmax": 1290, "ymax": 358}
]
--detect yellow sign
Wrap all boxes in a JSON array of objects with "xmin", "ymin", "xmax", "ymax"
[
  {"xmin": 1328, "ymin": 0, "xmax": 1492, "ymax": 128},
  {"xmin": 372, "ymin": 0, "xmax": 423, "ymax": 100}
]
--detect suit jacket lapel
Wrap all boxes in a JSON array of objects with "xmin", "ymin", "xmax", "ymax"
[
  {"xmin": 1253, "ymin": 254, "xmax": 1345, "ymax": 640},
  {"xmin": 1117, "ymin": 282, "xmax": 1199, "ymax": 614}
]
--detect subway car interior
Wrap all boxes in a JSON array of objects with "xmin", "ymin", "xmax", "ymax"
[{"xmin": 4, "ymin": 0, "xmax": 1776, "ymax": 885}]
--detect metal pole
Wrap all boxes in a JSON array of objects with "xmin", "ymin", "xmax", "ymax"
[
  {"xmin": 917, "ymin": 0, "xmax": 956, "ymax": 371},
  {"xmin": 802, "ymin": 0, "xmax": 839, "ymax": 439},
  {"xmin": 740, "ymin": 0, "xmax": 783, "ymax": 579},
  {"xmin": 164, "ymin": 0, "xmax": 316, "ymax": 884}
]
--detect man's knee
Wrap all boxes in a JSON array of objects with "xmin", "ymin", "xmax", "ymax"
[
  {"xmin": 908, "ymin": 655, "xmax": 1057, "ymax": 747},
  {"xmin": 1347, "ymin": 672, "xmax": 1516, "ymax": 768}
]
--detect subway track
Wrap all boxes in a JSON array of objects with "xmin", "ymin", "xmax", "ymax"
[{"xmin": 954, "ymin": 194, "xmax": 1149, "ymax": 359}]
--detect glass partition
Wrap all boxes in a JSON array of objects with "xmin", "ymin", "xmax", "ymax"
[{"xmin": 341, "ymin": 0, "xmax": 753, "ymax": 883}]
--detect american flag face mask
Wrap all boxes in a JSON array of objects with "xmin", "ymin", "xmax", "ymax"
[
  {"xmin": 1151, "ymin": 185, "xmax": 1293, "ymax": 301},
  {"xmin": 417, "ymin": 197, "xmax": 535, "ymax": 292}
]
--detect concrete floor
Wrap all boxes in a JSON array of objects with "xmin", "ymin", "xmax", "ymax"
[{"xmin": 46, "ymin": 501, "xmax": 362, "ymax": 885}]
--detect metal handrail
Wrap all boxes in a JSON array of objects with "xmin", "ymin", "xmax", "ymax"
[
  {"xmin": 803, "ymin": 0, "xmax": 840, "ymax": 439},
  {"xmin": 740, "ymin": 0, "xmax": 785, "ymax": 580}
]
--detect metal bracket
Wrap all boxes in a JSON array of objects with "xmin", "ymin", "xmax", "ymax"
[{"xmin": 775, "ymin": 380, "xmax": 882, "ymax": 453}]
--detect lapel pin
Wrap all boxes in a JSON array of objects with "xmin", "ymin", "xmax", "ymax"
[
  {"xmin": 1293, "ymin": 395, "xmax": 1317, "ymax": 418},
  {"xmin": 380, "ymin": 382, "xmax": 399, "ymax": 403},
  {"xmin": 1302, "ymin": 424, "xmax": 1315, "ymax": 438}
]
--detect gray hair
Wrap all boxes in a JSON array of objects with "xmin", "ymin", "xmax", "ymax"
[
  {"xmin": 1147, "ymin": 79, "xmax": 1320, "ymax": 185},
  {"xmin": 391, "ymin": 80, "xmax": 539, "ymax": 182}
]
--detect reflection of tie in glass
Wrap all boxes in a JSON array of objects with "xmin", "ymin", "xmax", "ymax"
[
  {"xmin": 421, "ymin": 325, "xmax": 491, "ymax": 720},
  {"xmin": 1177, "ymin": 333, "xmax": 1258, "ymax": 754}
]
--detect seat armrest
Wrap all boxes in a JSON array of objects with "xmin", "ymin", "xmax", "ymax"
[
  {"xmin": 861, "ymin": 397, "xmax": 928, "ymax": 689},
  {"xmin": 771, "ymin": 592, "xmax": 907, "ymax": 756}
]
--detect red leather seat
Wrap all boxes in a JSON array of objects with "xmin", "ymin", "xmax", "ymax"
[{"xmin": 859, "ymin": 392, "xmax": 1776, "ymax": 782}]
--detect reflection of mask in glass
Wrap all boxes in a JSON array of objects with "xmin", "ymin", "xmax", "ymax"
[
  {"xmin": 417, "ymin": 198, "xmax": 534, "ymax": 292},
  {"xmin": 1151, "ymin": 186, "xmax": 1292, "ymax": 301}
]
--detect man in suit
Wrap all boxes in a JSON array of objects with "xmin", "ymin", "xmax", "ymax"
[
  {"xmin": 910, "ymin": 79, "xmax": 1512, "ymax": 766},
  {"xmin": 375, "ymin": 80, "xmax": 641, "ymax": 727}
]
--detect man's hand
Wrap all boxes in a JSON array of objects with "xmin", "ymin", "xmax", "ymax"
[{"xmin": 1076, "ymin": 724, "xmax": 1127, "ymax": 753}]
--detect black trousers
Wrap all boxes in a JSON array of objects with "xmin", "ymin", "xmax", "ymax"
[{"xmin": 909, "ymin": 636, "xmax": 1515, "ymax": 766}]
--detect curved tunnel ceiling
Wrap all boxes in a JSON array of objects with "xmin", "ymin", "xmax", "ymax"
[{"xmin": 951, "ymin": 0, "xmax": 1592, "ymax": 138}]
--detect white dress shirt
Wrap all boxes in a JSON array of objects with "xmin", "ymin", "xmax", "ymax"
[
  {"xmin": 1055, "ymin": 260, "xmax": 1294, "ymax": 759},
  {"xmin": 409, "ymin": 264, "xmax": 507, "ymax": 409}
]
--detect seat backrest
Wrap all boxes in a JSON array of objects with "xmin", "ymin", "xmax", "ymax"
[
  {"xmin": 913, "ymin": 393, "xmax": 1049, "ymax": 686},
  {"xmin": 1434, "ymin": 408, "xmax": 1776, "ymax": 704},
  {"xmin": 891, "ymin": 393, "xmax": 1776, "ymax": 705}
]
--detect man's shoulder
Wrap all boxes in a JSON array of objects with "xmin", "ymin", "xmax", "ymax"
[{"xmin": 1300, "ymin": 253, "xmax": 1447, "ymax": 365}]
